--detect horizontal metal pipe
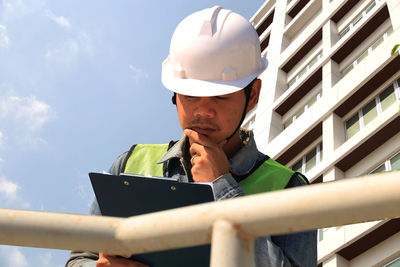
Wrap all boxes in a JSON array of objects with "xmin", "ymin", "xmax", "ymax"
[
  {"xmin": 0, "ymin": 171, "xmax": 399, "ymax": 256},
  {"xmin": 0, "ymin": 209, "xmax": 122, "ymax": 252},
  {"xmin": 115, "ymin": 171, "xmax": 400, "ymax": 254}
]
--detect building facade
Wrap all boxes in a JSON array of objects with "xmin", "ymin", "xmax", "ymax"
[{"xmin": 244, "ymin": 0, "xmax": 400, "ymax": 266}]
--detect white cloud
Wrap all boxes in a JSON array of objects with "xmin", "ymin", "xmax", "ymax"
[
  {"xmin": 41, "ymin": 11, "xmax": 94, "ymax": 65},
  {"xmin": 44, "ymin": 9, "xmax": 71, "ymax": 29},
  {"xmin": 0, "ymin": 89, "xmax": 55, "ymax": 149},
  {"xmin": 77, "ymin": 31, "xmax": 93, "ymax": 54},
  {"xmin": 45, "ymin": 39, "xmax": 79, "ymax": 60},
  {"xmin": 0, "ymin": 175, "xmax": 30, "ymax": 208},
  {"xmin": 0, "ymin": 131, "xmax": 4, "ymax": 147},
  {"xmin": 1, "ymin": 0, "xmax": 23, "ymax": 13},
  {"xmin": 1, "ymin": 0, "xmax": 46, "ymax": 22},
  {"xmin": 0, "ymin": 176, "xmax": 20, "ymax": 201},
  {"xmin": 0, "ymin": 246, "xmax": 28, "ymax": 267},
  {"xmin": 129, "ymin": 65, "xmax": 149, "ymax": 82},
  {"xmin": 0, "ymin": 93, "xmax": 54, "ymax": 132},
  {"xmin": 39, "ymin": 251, "xmax": 52, "ymax": 266},
  {"xmin": 44, "ymin": 31, "xmax": 95, "ymax": 64},
  {"xmin": 0, "ymin": 25, "xmax": 10, "ymax": 48}
]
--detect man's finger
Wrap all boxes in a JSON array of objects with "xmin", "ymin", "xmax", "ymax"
[
  {"xmin": 119, "ymin": 254, "xmax": 132, "ymax": 259},
  {"xmin": 190, "ymin": 154, "xmax": 199, "ymax": 166},
  {"xmin": 189, "ymin": 142, "xmax": 207, "ymax": 157},
  {"xmin": 98, "ymin": 253, "xmax": 149, "ymax": 267},
  {"xmin": 184, "ymin": 129, "xmax": 215, "ymax": 147}
]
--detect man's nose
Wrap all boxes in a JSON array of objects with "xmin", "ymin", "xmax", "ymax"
[{"xmin": 193, "ymin": 98, "xmax": 215, "ymax": 118}]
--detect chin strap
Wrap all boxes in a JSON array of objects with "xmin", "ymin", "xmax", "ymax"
[
  {"xmin": 172, "ymin": 93, "xmax": 177, "ymax": 105},
  {"xmin": 225, "ymin": 80, "xmax": 254, "ymax": 142}
]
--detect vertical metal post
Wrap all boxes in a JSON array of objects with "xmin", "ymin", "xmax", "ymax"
[{"xmin": 210, "ymin": 220, "xmax": 255, "ymax": 267}]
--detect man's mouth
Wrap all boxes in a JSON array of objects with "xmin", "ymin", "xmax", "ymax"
[
  {"xmin": 190, "ymin": 125, "xmax": 217, "ymax": 136},
  {"xmin": 187, "ymin": 118, "xmax": 220, "ymax": 136}
]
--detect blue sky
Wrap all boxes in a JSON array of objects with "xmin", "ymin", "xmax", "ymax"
[{"xmin": 0, "ymin": 1, "xmax": 263, "ymax": 266}]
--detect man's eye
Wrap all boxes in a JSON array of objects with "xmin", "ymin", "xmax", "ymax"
[{"xmin": 215, "ymin": 96, "xmax": 228, "ymax": 100}]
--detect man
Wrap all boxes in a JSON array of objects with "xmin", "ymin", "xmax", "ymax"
[{"xmin": 66, "ymin": 6, "xmax": 316, "ymax": 267}]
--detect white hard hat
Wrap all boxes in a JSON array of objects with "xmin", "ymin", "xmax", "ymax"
[{"xmin": 162, "ymin": 6, "xmax": 267, "ymax": 97}]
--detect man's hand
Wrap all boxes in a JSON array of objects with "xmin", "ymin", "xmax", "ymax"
[
  {"xmin": 184, "ymin": 129, "xmax": 229, "ymax": 182},
  {"xmin": 96, "ymin": 253, "xmax": 148, "ymax": 267}
]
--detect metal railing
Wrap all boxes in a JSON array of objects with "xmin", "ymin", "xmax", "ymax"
[{"xmin": 0, "ymin": 171, "xmax": 399, "ymax": 267}]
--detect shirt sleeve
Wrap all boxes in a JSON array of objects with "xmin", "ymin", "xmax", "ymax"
[
  {"xmin": 213, "ymin": 172, "xmax": 317, "ymax": 267},
  {"xmin": 259, "ymin": 173, "xmax": 317, "ymax": 267},
  {"xmin": 212, "ymin": 173, "xmax": 245, "ymax": 200},
  {"xmin": 65, "ymin": 198, "xmax": 103, "ymax": 267},
  {"xmin": 65, "ymin": 153, "xmax": 128, "ymax": 267}
]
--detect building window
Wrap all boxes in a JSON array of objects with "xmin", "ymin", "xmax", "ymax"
[
  {"xmin": 345, "ymin": 78, "xmax": 400, "ymax": 140},
  {"xmin": 318, "ymin": 228, "xmax": 330, "ymax": 242},
  {"xmin": 291, "ymin": 143, "xmax": 323, "ymax": 174},
  {"xmin": 338, "ymin": 0, "xmax": 380, "ymax": 39},
  {"xmin": 369, "ymin": 151, "xmax": 400, "ymax": 174},
  {"xmin": 341, "ymin": 28, "xmax": 393, "ymax": 78},
  {"xmin": 362, "ymin": 98, "xmax": 378, "ymax": 126},
  {"xmin": 382, "ymin": 256, "xmax": 400, "ymax": 267},
  {"xmin": 318, "ymin": 228, "xmax": 323, "ymax": 242},
  {"xmin": 287, "ymin": 52, "xmax": 323, "ymax": 90},
  {"xmin": 283, "ymin": 92, "xmax": 321, "ymax": 129}
]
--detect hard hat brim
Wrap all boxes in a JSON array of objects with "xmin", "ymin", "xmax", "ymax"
[{"xmin": 162, "ymin": 58, "xmax": 268, "ymax": 97}]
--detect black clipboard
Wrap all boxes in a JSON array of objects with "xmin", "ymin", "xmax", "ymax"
[{"xmin": 89, "ymin": 172, "xmax": 215, "ymax": 267}]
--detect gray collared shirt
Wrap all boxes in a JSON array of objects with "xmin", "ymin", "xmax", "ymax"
[{"xmin": 66, "ymin": 132, "xmax": 317, "ymax": 267}]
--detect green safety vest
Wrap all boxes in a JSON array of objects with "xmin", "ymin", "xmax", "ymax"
[{"xmin": 123, "ymin": 144, "xmax": 305, "ymax": 195}]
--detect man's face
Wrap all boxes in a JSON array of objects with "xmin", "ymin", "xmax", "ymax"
[{"xmin": 175, "ymin": 90, "xmax": 246, "ymax": 144}]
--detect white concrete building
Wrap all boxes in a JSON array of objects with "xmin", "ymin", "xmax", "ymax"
[{"xmin": 244, "ymin": 0, "xmax": 400, "ymax": 266}]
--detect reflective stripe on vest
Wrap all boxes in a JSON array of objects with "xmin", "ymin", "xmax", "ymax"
[{"xmin": 123, "ymin": 144, "xmax": 296, "ymax": 194}]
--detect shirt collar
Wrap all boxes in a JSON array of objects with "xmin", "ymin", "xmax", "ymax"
[
  {"xmin": 158, "ymin": 134, "xmax": 187, "ymax": 163},
  {"xmin": 228, "ymin": 131, "xmax": 259, "ymax": 176}
]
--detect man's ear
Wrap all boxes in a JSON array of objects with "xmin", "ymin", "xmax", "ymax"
[{"xmin": 247, "ymin": 79, "xmax": 261, "ymax": 111}]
